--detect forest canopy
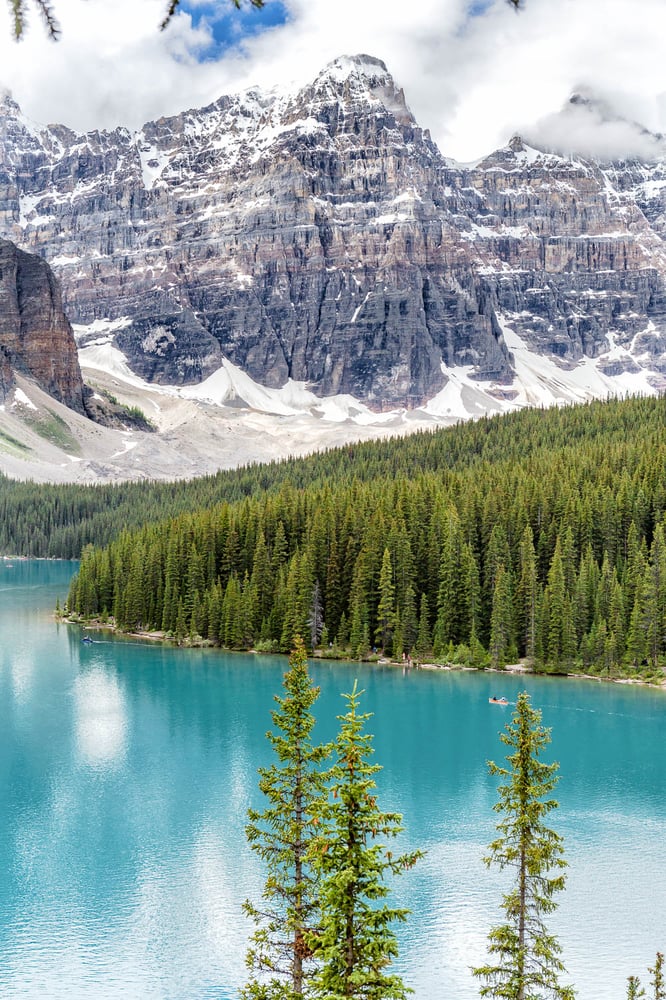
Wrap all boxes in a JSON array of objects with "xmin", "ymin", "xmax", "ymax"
[{"xmin": 54, "ymin": 394, "xmax": 666, "ymax": 678}]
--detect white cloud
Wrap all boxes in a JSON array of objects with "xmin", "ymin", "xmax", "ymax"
[
  {"xmin": 0, "ymin": 0, "xmax": 221, "ymax": 129},
  {"xmin": 525, "ymin": 92, "xmax": 665, "ymax": 162},
  {"xmin": 0, "ymin": 0, "xmax": 665, "ymax": 161}
]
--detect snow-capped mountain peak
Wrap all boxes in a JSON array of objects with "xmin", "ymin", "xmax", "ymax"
[{"xmin": 3, "ymin": 55, "xmax": 666, "ymax": 482}]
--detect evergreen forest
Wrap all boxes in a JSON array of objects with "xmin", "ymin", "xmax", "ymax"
[{"xmin": 56, "ymin": 394, "xmax": 666, "ymax": 677}]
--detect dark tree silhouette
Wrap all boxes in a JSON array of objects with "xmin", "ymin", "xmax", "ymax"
[
  {"xmin": 160, "ymin": 0, "xmax": 264, "ymax": 31},
  {"xmin": 6, "ymin": 0, "xmax": 264, "ymax": 40},
  {"xmin": 7, "ymin": 0, "xmax": 59, "ymax": 38}
]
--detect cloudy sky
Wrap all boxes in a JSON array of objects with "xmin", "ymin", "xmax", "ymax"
[{"xmin": 0, "ymin": 0, "xmax": 665, "ymax": 161}]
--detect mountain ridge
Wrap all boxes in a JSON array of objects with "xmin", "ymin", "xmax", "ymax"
[{"xmin": 0, "ymin": 54, "xmax": 666, "ymax": 462}]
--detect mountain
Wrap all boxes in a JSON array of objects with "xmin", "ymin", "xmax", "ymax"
[
  {"xmin": 1, "ymin": 54, "xmax": 666, "ymax": 452},
  {"xmin": 0, "ymin": 238, "xmax": 86, "ymax": 411}
]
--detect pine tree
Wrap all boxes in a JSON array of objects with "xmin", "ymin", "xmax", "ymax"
[
  {"xmin": 252, "ymin": 528, "xmax": 274, "ymax": 628},
  {"xmin": 375, "ymin": 548, "xmax": 396, "ymax": 653},
  {"xmin": 349, "ymin": 601, "xmax": 363, "ymax": 657},
  {"xmin": 222, "ymin": 574, "xmax": 243, "ymax": 648},
  {"xmin": 516, "ymin": 525, "xmax": 538, "ymax": 661},
  {"xmin": 174, "ymin": 597, "xmax": 186, "ymax": 645},
  {"xmin": 607, "ymin": 577, "xmax": 625, "ymax": 673},
  {"xmin": 240, "ymin": 571, "xmax": 257, "ymax": 648},
  {"xmin": 434, "ymin": 509, "xmax": 468, "ymax": 650},
  {"xmin": 392, "ymin": 608, "xmax": 404, "ymax": 661},
  {"xmin": 401, "ymin": 584, "xmax": 418, "ymax": 655},
  {"xmin": 626, "ymin": 576, "xmax": 648, "ymax": 669},
  {"xmin": 642, "ymin": 525, "xmax": 666, "ymax": 668},
  {"xmin": 6, "ymin": 0, "xmax": 59, "ymax": 39},
  {"xmin": 623, "ymin": 523, "xmax": 645, "ymax": 634},
  {"xmin": 272, "ymin": 521, "xmax": 290, "ymax": 573},
  {"xmin": 336, "ymin": 612, "xmax": 350, "ymax": 651},
  {"xmin": 484, "ymin": 523, "xmax": 512, "ymax": 629},
  {"xmin": 489, "ymin": 564, "xmax": 515, "ymax": 669},
  {"xmin": 415, "ymin": 593, "xmax": 431, "ymax": 662},
  {"xmin": 280, "ymin": 556, "xmax": 304, "ymax": 653},
  {"xmin": 474, "ymin": 691, "xmax": 574, "ymax": 1000},
  {"xmin": 308, "ymin": 580, "xmax": 325, "ymax": 652},
  {"xmin": 572, "ymin": 545, "xmax": 598, "ymax": 646},
  {"xmin": 650, "ymin": 952, "xmax": 665, "ymax": 1000},
  {"xmin": 627, "ymin": 976, "xmax": 646, "ymax": 999},
  {"xmin": 357, "ymin": 613, "xmax": 371, "ymax": 661},
  {"xmin": 544, "ymin": 540, "xmax": 567, "ymax": 667},
  {"xmin": 325, "ymin": 535, "xmax": 344, "ymax": 640},
  {"xmin": 242, "ymin": 637, "xmax": 331, "ymax": 1000},
  {"xmin": 123, "ymin": 543, "xmax": 146, "ymax": 631},
  {"xmin": 309, "ymin": 681, "xmax": 422, "ymax": 999}
]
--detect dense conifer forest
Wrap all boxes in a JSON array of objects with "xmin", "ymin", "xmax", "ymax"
[{"xmin": 57, "ymin": 395, "xmax": 666, "ymax": 676}]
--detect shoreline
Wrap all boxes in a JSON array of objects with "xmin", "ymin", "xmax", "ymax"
[{"xmin": 64, "ymin": 617, "xmax": 666, "ymax": 691}]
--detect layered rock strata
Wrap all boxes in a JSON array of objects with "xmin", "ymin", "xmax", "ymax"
[
  {"xmin": 1, "ymin": 56, "xmax": 666, "ymax": 407},
  {"xmin": 0, "ymin": 238, "xmax": 86, "ymax": 410}
]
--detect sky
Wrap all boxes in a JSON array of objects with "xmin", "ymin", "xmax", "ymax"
[{"xmin": 0, "ymin": 0, "xmax": 665, "ymax": 161}]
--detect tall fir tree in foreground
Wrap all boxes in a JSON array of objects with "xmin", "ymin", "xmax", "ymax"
[
  {"xmin": 627, "ymin": 952, "xmax": 665, "ymax": 1000},
  {"xmin": 309, "ymin": 681, "xmax": 422, "ymax": 999},
  {"xmin": 627, "ymin": 976, "xmax": 646, "ymax": 999},
  {"xmin": 242, "ymin": 636, "xmax": 330, "ymax": 1000},
  {"xmin": 650, "ymin": 953, "xmax": 666, "ymax": 1000},
  {"xmin": 474, "ymin": 692, "xmax": 574, "ymax": 1000}
]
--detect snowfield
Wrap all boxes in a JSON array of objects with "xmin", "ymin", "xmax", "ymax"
[{"xmin": 0, "ymin": 318, "xmax": 662, "ymax": 484}]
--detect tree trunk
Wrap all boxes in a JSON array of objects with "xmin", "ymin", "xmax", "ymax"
[{"xmin": 293, "ymin": 765, "xmax": 304, "ymax": 997}]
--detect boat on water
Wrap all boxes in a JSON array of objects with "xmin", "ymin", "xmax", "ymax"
[
  {"xmin": 488, "ymin": 697, "xmax": 508, "ymax": 705},
  {"xmin": 81, "ymin": 635, "xmax": 94, "ymax": 645}
]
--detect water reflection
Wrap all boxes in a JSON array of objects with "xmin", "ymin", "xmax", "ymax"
[
  {"xmin": 1, "ymin": 564, "xmax": 666, "ymax": 998},
  {"xmin": 10, "ymin": 651, "xmax": 35, "ymax": 706},
  {"xmin": 74, "ymin": 669, "xmax": 128, "ymax": 769}
]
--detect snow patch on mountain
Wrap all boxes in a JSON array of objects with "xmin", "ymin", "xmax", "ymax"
[
  {"xmin": 76, "ymin": 319, "xmax": 663, "ymax": 435},
  {"xmin": 3, "ymin": 57, "xmax": 666, "ymax": 484},
  {"xmin": 499, "ymin": 318, "xmax": 661, "ymax": 406},
  {"xmin": 11, "ymin": 388, "xmax": 37, "ymax": 411},
  {"xmin": 77, "ymin": 329, "xmax": 405, "ymax": 425}
]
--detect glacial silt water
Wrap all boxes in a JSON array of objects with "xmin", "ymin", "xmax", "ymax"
[{"xmin": 1, "ymin": 560, "xmax": 665, "ymax": 998}]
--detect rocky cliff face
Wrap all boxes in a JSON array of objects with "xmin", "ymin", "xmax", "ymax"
[
  {"xmin": 0, "ymin": 238, "xmax": 86, "ymax": 411},
  {"xmin": 449, "ymin": 139, "xmax": 666, "ymax": 379},
  {"xmin": 1, "ymin": 55, "xmax": 666, "ymax": 408}
]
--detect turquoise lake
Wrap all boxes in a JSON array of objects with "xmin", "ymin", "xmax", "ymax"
[{"xmin": 1, "ymin": 559, "xmax": 665, "ymax": 998}]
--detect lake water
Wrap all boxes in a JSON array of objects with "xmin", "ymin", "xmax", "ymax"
[{"xmin": 1, "ymin": 560, "xmax": 665, "ymax": 998}]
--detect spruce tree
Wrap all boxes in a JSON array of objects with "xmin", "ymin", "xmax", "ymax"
[
  {"xmin": 650, "ymin": 952, "xmax": 665, "ymax": 1000},
  {"xmin": 434, "ymin": 509, "xmax": 470, "ymax": 650},
  {"xmin": 628, "ymin": 952, "xmax": 666, "ymax": 1000},
  {"xmin": 484, "ymin": 524, "xmax": 512, "ymax": 628},
  {"xmin": 627, "ymin": 976, "xmax": 646, "ymax": 999},
  {"xmin": 375, "ymin": 548, "xmax": 396, "ymax": 653},
  {"xmin": 544, "ymin": 541, "xmax": 567, "ymax": 667},
  {"xmin": 474, "ymin": 691, "xmax": 574, "ymax": 1000},
  {"xmin": 308, "ymin": 681, "xmax": 422, "ymax": 1000},
  {"xmin": 489, "ymin": 564, "xmax": 514, "ymax": 669},
  {"xmin": 308, "ymin": 580, "xmax": 325, "ymax": 652},
  {"xmin": 242, "ymin": 637, "xmax": 330, "ymax": 1000},
  {"xmin": 326, "ymin": 536, "xmax": 343, "ymax": 639},
  {"xmin": 6, "ymin": 0, "xmax": 58, "ymax": 38},
  {"xmin": 415, "ymin": 593, "xmax": 431, "ymax": 662},
  {"xmin": 401, "ymin": 584, "xmax": 418, "ymax": 655},
  {"xmin": 516, "ymin": 525, "xmax": 538, "ymax": 661},
  {"xmin": 252, "ymin": 529, "xmax": 274, "ymax": 629}
]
